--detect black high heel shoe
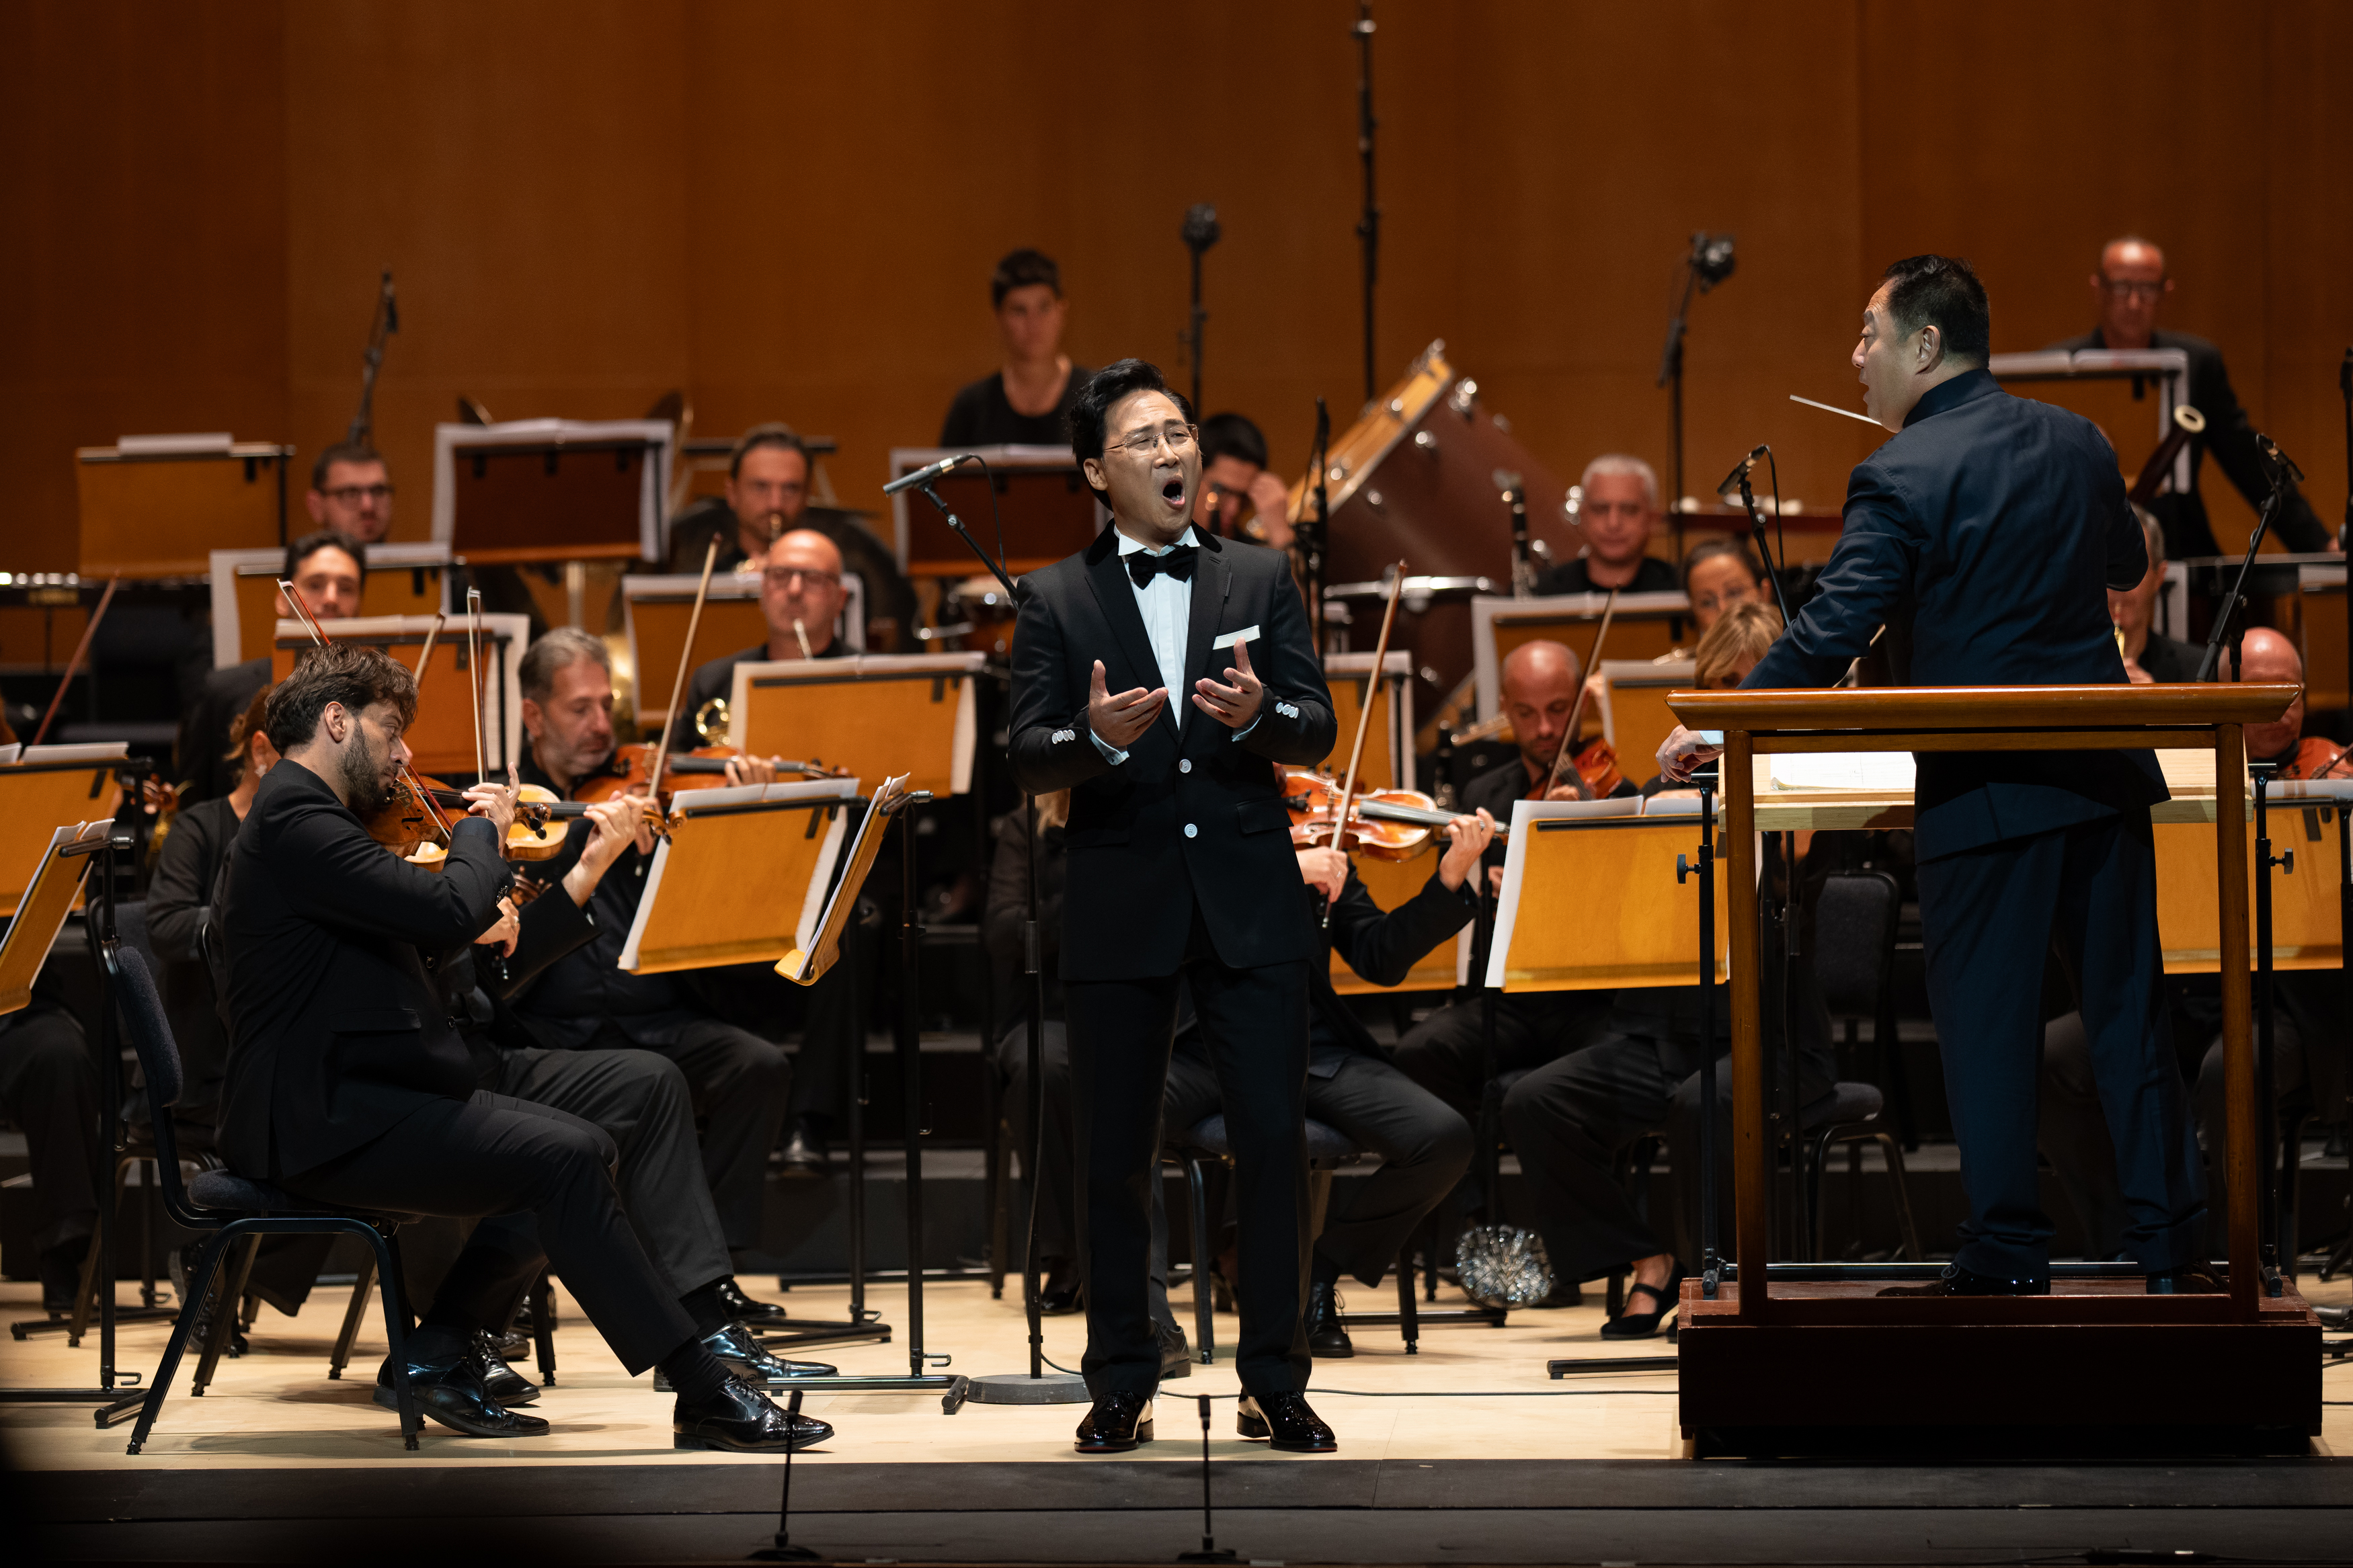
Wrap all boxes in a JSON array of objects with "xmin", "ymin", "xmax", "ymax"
[{"xmin": 1600, "ymin": 1270, "xmax": 1683, "ymax": 1339}]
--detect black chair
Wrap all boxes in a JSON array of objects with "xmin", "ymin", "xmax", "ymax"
[
  {"xmin": 105, "ymin": 944, "xmax": 426, "ymax": 1454},
  {"xmin": 1168, "ymin": 1114, "xmax": 1426, "ymax": 1363},
  {"xmin": 1807, "ymin": 872, "xmax": 1925, "ymax": 1263}
]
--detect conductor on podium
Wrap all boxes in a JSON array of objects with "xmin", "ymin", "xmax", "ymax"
[
  {"xmin": 1661, "ymin": 255, "xmax": 2209, "ymax": 1296},
  {"xmin": 1008, "ymin": 358, "xmax": 1341, "ymax": 1453}
]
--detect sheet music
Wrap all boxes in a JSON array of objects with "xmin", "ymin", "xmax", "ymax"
[
  {"xmin": 1484, "ymin": 796, "xmax": 1642, "ymax": 989},
  {"xmin": 1767, "ymin": 751, "xmax": 1917, "ymax": 792},
  {"xmin": 779, "ymin": 773, "xmax": 909, "ymax": 983},
  {"xmin": 617, "ymin": 778, "xmax": 859, "ymax": 973}
]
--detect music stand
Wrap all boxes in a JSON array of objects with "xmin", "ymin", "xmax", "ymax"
[
  {"xmin": 727, "ymin": 653, "xmax": 984, "ymax": 798},
  {"xmin": 0, "ymin": 754, "xmax": 126, "ymax": 917},
  {"xmin": 621, "ymin": 573, "xmax": 865, "ymax": 741},
  {"xmin": 431, "ymin": 419, "xmax": 670, "ymax": 565},
  {"xmin": 76, "ymin": 438, "xmax": 293, "ymax": 577},
  {"xmin": 886, "ymin": 447, "xmax": 1103, "ymax": 578},
  {"xmin": 211, "ymin": 546, "xmax": 452, "ymax": 667},
  {"xmin": 0, "ymin": 819, "xmax": 150, "ymax": 1424},
  {"xmin": 273, "ymin": 615, "xmax": 526, "ymax": 777},
  {"xmin": 1471, "ymin": 591, "xmax": 1693, "ymax": 720}
]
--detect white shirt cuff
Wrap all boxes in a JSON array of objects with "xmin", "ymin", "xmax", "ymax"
[
  {"xmin": 1090, "ymin": 729, "xmax": 1129, "ymax": 766},
  {"xmin": 1230, "ymin": 714, "xmax": 1261, "ymax": 743}
]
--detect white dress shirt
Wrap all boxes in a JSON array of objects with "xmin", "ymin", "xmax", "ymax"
[{"xmin": 1092, "ymin": 526, "xmax": 1254, "ymax": 764}]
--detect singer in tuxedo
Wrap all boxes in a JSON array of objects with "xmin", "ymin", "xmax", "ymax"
[
  {"xmin": 1008, "ymin": 359, "xmax": 1340, "ymax": 1454},
  {"xmin": 1660, "ymin": 255, "xmax": 2208, "ymax": 1296}
]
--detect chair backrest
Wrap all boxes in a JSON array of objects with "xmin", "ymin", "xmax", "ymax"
[
  {"xmin": 1812, "ymin": 870, "xmax": 1899, "ymax": 1020},
  {"xmin": 108, "ymin": 944, "xmax": 200, "ymax": 1217},
  {"xmin": 114, "ymin": 899, "xmax": 156, "ymax": 975}
]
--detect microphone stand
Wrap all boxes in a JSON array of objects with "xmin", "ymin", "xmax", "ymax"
[
  {"xmin": 1733, "ymin": 467, "xmax": 1796, "ymax": 627},
  {"xmin": 2194, "ymin": 440, "xmax": 2301, "ymax": 683},
  {"xmin": 1181, "ymin": 205, "xmax": 1220, "ymax": 414},
  {"xmin": 1351, "ymin": 1, "xmax": 1380, "ymax": 402},
  {"xmin": 1300, "ymin": 399, "xmax": 1334, "ymax": 654},
  {"xmin": 914, "ymin": 479, "xmax": 1087, "ymax": 1406},
  {"xmin": 348, "ymin": 268, "xmax": 397, "ymax": 447}
]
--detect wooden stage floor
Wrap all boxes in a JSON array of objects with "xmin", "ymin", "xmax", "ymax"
[{"xmin": 3, "ymin": 1270, "xmax": 2349, "ymax": 1563}]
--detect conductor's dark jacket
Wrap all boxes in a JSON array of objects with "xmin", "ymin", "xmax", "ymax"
[
  {"xmin": 1008, "ymin": 528, "xmax": 1337, "ymax": 979},
  {"xmin": 1744, "ymin": 368, "xmax": 2167, "ymax": 862},
  {"xmin": 218, "ymin": 762, "xmax": 508, "ymax": 1178}
]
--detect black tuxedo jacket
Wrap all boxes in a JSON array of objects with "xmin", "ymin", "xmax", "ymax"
[
  {"xmin": 1746, "ymin": 369, "xmax": 2166, "ymax": 862},
  {"xmin": 218, "ymin": 763, "xmax": 509, "ymax": 1178},
  {"xmin": 1008, "ymin": 527, "xmax": 1336, "ymax": 979}
]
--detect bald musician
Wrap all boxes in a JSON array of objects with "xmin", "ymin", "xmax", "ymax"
[
  {"xmin": 1392, "ymin": 640, "xmax": 1626, "ymax": 1141},
  {"xmin": 1663, "ymin": 253, "xmax": 2211, "ymax": 1296},
  {"xmin": 1007, "ymin": 358, "xmax": 1338, "ymax": 1455},
  {"xmin": 2048, "ymin": 237, "xmax": 2329, "ymax": 559}
]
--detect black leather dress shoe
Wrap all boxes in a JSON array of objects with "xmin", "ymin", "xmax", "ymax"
[
  {"xmin": 1158, "ymin": 1321, "xmax": 1192, "ymax": 1380},
  {"xmin": 1305, "ymin": 1280, "xmax": 1354, "ymax": 1358},
  {"xmin": 714, "ymin": 1275, "xmax": 790, "ymax": 1325},
  {"xmin": 2147, "ymin": 1264, "xmax": 2227, "ymax": 1294},
  {"xmin": 655, "ymin": 1323, "xmax": 837, "ymax": 1389},
  {"xmin": 469, "ymin": 1332, "xmax": 541, "ymax": 1406},
  {"xmin": 775, "ymin": 1126, "xmax": 829, "ymax": 1179},
  {"xmin": 1037, "ymin": 1258, "xmax": 1083, "ymax": 1316},
  {"xmin": 1877, "ymin": 1264, "xmax": 2050, "ymax": 1297},
  {"xmin": 374, "ymin": 1354, "xmax": 551, "ymax": 1438},
  {"xmin": 1237, "ymin": 1392, "xmax": 1337, "ymax": 1453},
  {"xmin": 674, "ymin": 1378, "xmax": 834, "ymax": 1453},
  {"xmin": 1074, "ymin": 1392, "xmax": 1154, "ymax": 1453}
]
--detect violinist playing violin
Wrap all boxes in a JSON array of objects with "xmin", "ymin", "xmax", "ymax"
[
  {"xmin": 1390, "ymin": 638, "xmax": 1626, "ymax": 1134},
  {"xmin": 217, "ymin": 643, "xmax": 826, "ymax": 1450},
  {"xmin": 504, "ymin": 628, "xmax": 801, "ymax": 1280}
]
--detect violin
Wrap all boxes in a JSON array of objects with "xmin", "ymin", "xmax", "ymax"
[
  {"xmin": 1564, "ymin": 735, "xmax": 1625, "ymax": 799},
  {"xmin": 1283, "ymin": 769, "xmax": 1509, "ymax": 860},
  {"xmin": 2278, "ymin": 736, "xmax": 2353, "ymax": 782}
]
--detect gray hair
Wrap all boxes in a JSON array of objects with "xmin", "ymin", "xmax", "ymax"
[
  {"xmin": 2132, "ymin": 503, "xmax": 2165, "ymax": 568},
  {"xmin": 520, "ymin": 626, "xmax": 610, "ymax": 704},
  {"xmin": 1579, "ymin": 454, "xmax": 1659, "ymax": 512}
]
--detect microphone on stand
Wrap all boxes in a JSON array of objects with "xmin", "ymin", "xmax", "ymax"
[
  {"xmin": 1714, "ymin": 444, "xmax": 1769, "ymax": 497},
  {"xmin": 2256, "ymin": 432, "xmax": 2305, "ymax": 485},
  {"xmin": 883, "ymin": 452, "xmax": 978, "ymax": 495}
]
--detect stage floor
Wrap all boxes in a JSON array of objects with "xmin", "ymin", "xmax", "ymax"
[{"xmin": 4, "ymin": 1270, "xmax": 2349, "ymax": 1563}]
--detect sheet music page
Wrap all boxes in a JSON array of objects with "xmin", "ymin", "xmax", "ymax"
[{"xmin": 1767, "ymin": 752, "xmax": 1917, "ymax": 792}]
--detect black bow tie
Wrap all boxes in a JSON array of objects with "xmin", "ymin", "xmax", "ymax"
[{"xmin": 1126, "ymin": 546, "xmax": 1198, "ymax": 588}]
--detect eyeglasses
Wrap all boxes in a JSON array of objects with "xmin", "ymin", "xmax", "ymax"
[
  {"xmin": 1111, "ymin": 423, "xmax": 1199, "ymax": 459},
  {"xmin": 2099, "ymin": 278, "xmax": 2167, "ymax": 302},
  {"xmin": 321, "ymin": 484, "xmax": 394, "ymax": 505},
  {"xmin": 763, "ymin": 567, "xmax": 841, "ymax": 591}
]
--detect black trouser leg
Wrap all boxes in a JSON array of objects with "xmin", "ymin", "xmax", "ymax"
[
  {"xmin": 1066, "ymin": 974, "xmax": 1183, "ymax": 1401},
  {"xmin": 643, "ymin": 1019, "xmax": 792, "ymax": 1252},
  {"xmin": 493, "ymin": 1045, "xmax": 733, "ymax": 1296},
  {"xmin": 0, "ymin": 1009, "xmax": 100, "ymax": 1257},
  {"xmin": 282, "ymin": 1093, "xmax": 696, "ymax": 1374},
  {"xmin": 1500, "ymin": 1034, "xmax": 1675, "ymax": 1282},
  {"xmin": 996, "ymin": 1020, "xmax": 1075, "ymax": 1264},
  {"xmin": 1392, "ymin": 992, "xmax": 1607, "ymax": 1126},
  {"xmin": 2038, "ymin": 1012, "xmax": 2132, "ymax": 1260},
  {"xmin": 1306, "ymin": 1057, "xmax": 1474, "ymax": 1287}
]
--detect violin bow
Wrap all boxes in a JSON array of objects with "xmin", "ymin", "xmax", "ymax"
[
  {"xmin": 1542, "ymin": 584, "xmax": 1620, "ymax": 802},
  {"xmin": 278, "ymin": 577, "xmax": 452, "ymax": 841},
  {"xmin": 29, "ymin": 575, "xmax": 119, "ymax": 747},
  {"xmin": 464, "ymin": 587, "xmax": 487, "ymax": 782},
  {"xmin": 412, "ymin": 612, "xmax": 446, "ymax": 681},
  {"xmin": 647, "ymin": 538, "xmax": 721, "ymax": 802},
  {"xmin": 1320, "ymin": 561, "xmax": 1408, "ymax": 927}
]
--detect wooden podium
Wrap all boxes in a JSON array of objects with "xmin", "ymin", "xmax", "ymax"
[{"xmin": 1663, "ymin": 683, "xmax": 2325, "ymax": 1450}]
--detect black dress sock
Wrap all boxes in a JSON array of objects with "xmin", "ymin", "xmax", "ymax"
[
  {"xmin": 659, "ymin": 1337, "xmax": 737, "ymax": 1404},
  {"xmin": 1310, "ymin": 1249, "xmax": 1343, "ymax": 1290},
  {"xmin": 679, "ymin": 1279, "xmax": 731, "ymax": 1339},
  {"xmin": 403, "ymin": 1309, "xmax": 475, "ymax": 1367}
]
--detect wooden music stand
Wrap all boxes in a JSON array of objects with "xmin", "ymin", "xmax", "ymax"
[
  {"xmin": 617, "ymin": 780, "xmax": 861, "ymax": 975},
  {"xmin": 621, "ymin": 573, "xmax": 866, "ymax": 739},
  {"xmin": 0, "ymin": 753, "xmax": 126, "ymax": 917},
  {"xmin": 1665, "ymin": 682, "xmax": 2324, "ymax": 1451},
  {"xmin": 886, "ymin": 447, "xmax": 1103, "ymax": 578},
  {"xmin": 0, "ymin": 821, "xmax": 107, "ymax": 1014},
  {"xmin": 272, "ymin": 615, "xmax": 527, "ymax": 777},
  {"xmin": 431, "ymin": 419, "xmax": 671, "ymax": 564},
  {"xmin": 1472, "ymin": 591, "xmax": 1691, "ymax": 720},
  {"xmin": 1485, "ymin": 798, "xmax": 1726, "ymax": 991},
  {"xmin": 210, "ymin": 544, "xmax": 452, "ymax": 667},
  {"xmin": 779, "ymin": 776, "xmax": 905, "ymax": 984},
  {"xmin": 1598, "ymin": 658, "xmax": 1695, "ymax": 788},
  {"xmin": 728, "ymin": 653, "xmax": 984, "ymax": 798},
  {"xmin": 76, "ymin": 439, "xmax": 293, "ymax": 578}
]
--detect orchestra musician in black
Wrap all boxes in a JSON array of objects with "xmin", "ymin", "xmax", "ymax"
[
  {"xmin": 1661, "ymin": 254, "xmax": 2209, "ymax": 1296},
  {"xmin": 1007, "ymin": 358, "xmax": 1341, "ymax": 1454}
]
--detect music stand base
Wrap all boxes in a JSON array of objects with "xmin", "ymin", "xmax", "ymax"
[{"xmin": 962, "ymin": 1370, "xmax": 1090, "ymax": 1405}]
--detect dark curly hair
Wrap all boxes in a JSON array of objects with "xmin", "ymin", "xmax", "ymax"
[{"xmin": 264, "ymin": 643, "xmax": 417, "ymax": 755}]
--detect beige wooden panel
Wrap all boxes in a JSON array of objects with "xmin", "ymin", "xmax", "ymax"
[
  {"xmin": 734, "ymin": 668, "xmax": 972, "ymax": 798},
  {"xmin": 2156, "ymin": 812, "xmax": 2342, "ymax": 973},
  {"xmin": 1601, "ymin": 676, "xmax": 1684, "ymax": 791},
  {"xmin": 1492, "ymin": 613, "xmax": 1683, "ymax": 675},
  {"xmin": 631, "ymin": 597, "xmax": 770, "ymax": 737},
  {"xmin": 1321, "ymin": 679, "xmax": 1400, "ymax": 793},
  {"xmin": 0, "ymin": 768, "xmax": 121, "ymax": 916},
  {"xmin": 77, "ymin": 451, "xmax": 287, "ymax": 578},
  {"xmin": 624, "ymin": 798, "xmax": 844, "ymax": 974},
  {"xmin": 1501, "ymin": 818, "xmax": 1726, "ymax": 991},
  {"xmin": 1330, "ymin": 852, "xmax": 1460, "ymax": 996}
]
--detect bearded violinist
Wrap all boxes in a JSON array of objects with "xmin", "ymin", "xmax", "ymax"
[
  {"xmin": 1391, "ymin": 639, "xmax": 1626, "ymax": 1134},
  {"xmin": 1007, "ymin": 358, "xmax": 1339, "ymax": 1456},
  {"xmin": 217, "ymin": 644, "xmax": 825, "ymax": 1450}
]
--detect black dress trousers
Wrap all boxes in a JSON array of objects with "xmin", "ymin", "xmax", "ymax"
[
  {"xmin": 1915, "ymin": 808, "xmax": 2204, "ymax": 1277},
  {"xmin": 1065, "ymin": 914, "xmax": 1310, "ymax": 1402}
]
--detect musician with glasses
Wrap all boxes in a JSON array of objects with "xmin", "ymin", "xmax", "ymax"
[
  {"xmin": 2046, "ymin": 236, "xmax": 2329, "ymax": 559},
  {"xmin": 307, "ymin": 441, "xmax": 396, "ymax": 545},
  {"xmin": 1009, "ymin": 358, "xmax": 1340, "ymax": 1455}
]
